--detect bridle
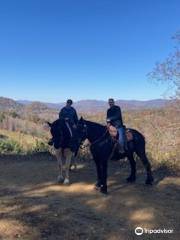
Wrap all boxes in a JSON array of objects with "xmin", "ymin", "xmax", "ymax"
[{"xmin": 79, "ymin": 120, "xmax": 109, "ymax": 147}]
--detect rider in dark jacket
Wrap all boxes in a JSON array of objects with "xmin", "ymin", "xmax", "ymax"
[
  {"xmin": 107, "ymin": 98, "xmax": 126, "ymax": 152},
  {"xmin": 59, "ymin": 99, "xmax": 78, "ymax": 151},
  {"xmin": 107, "ymin": 103, "xmax": 123, "ymax": 128},
  {"xmin": 59, "ymin": 99, "xmax": 78, "ymax": 126}
]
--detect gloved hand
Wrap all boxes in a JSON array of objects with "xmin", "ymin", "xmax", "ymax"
[{"xmin": 106, "ymin": 118, "xmax": 111, "ymax": 123}]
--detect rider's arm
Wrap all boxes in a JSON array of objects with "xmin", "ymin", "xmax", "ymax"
[
  {"xmin": 73, "ymin": 109, "xmax": 78, "ymax": 125},
  {"xmin": 59, "ymin": 107, "xmax": 65, "ymax": 119}
]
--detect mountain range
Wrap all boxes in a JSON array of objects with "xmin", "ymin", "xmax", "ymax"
[{"xmin": 0, "ymin": 97, "xmax": 171, "ymax": 113}]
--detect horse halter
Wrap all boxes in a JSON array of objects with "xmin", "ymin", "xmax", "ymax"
[
  {"xmin": 81, "ymin": 120, "xmax": 108, "ymax": 146},
  {"xmin": 82, "ymin": 122, "xmax": 88, "ymax": 137}
]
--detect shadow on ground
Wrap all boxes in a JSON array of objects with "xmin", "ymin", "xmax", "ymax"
[{"xmin": 0, "ymin": 154, "xmax": 179, "ymax": 240}]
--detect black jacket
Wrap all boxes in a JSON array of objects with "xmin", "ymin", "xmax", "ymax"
[
  {"xmin": 59, "ymin": 106, "xmax": 78, "ymax": 125},
  {"xmin": 107, "ymin": 105, "xmax": 123, "ymax": 127}
]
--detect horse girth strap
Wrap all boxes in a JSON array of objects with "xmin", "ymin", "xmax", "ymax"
[{"xmin": 107, "ymin": 141, "xmax": 119, "ymax": 161}]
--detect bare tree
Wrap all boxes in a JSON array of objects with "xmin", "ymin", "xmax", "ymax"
[{"xmin": 148, "ymin": 31, "xmax": 180, "ymax": 99}]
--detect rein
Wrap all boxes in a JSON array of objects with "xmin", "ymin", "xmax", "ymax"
[
  {"xmin": 90, "ymin": 128, "xmax": 109, "ymax": 146},
  {"xmin": 80, "ymin": 126, "xmax": 109, "ymax": 149},
  {"xmin": 81, "ymin": 124, "xmax": 118, "ymax": 161}
]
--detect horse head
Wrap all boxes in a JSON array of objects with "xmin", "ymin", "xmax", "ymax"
[
  {"xmin": 46, "ymin": 119, "xmax": 63, "ymax": 148},
  {"xmin": 77, "ymin": 117, "xmax": 88, "ymax": 143}
]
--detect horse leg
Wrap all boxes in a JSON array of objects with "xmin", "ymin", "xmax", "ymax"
[
  {"xmin": 63, "ymin": 149, "xmax": 73, "ymax": 185},
  {"xmin": 54, "ymin": 148, "xmax": 64, "ymax": 183},
  {"xmin": 94, "ymin": 157, "xmax": 102, "ymax": 190},
  {"xmin": 126, "ymin": 153, "xmax": 136, "ymax": 183},
  {"xmin": 73, "ymin": 148, "xmax": 79, "ymax": 170},
  {"xmin": 100, "ymin": 158, "xmax": 108, "ymax": 194},
  {"xmin": 136, "ymin": 145, "xmax": 154, "ymax": 185},
  {"xmin": 70, "ymin": 153, "xmax": 77, "ymax": 171}
]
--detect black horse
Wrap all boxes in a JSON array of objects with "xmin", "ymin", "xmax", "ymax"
[{"xmin": 77, "ymin": 117, "xmax": 154, "ymax": 194}]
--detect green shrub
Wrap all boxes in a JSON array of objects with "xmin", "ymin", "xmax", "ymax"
[
  {"xmin": 31, "ymin": 139, "xmax": 49, "ymax": 153},
  {"xmin": 0, "ymin": 112, "xmax": 5, "ymax": 123},
  {"xmin": 0, "ymin": 139, "xmax": 23, "ymax": 154},
  {"xmin": 9, "ymin": 111, "xmax": 20, "ymax": 118}
]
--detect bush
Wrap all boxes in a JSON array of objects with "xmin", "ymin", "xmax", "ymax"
[
  {"xmin": 9, "ymin": 111, "xmax": 20, "ymax": 118},
  {"xmin": 30, "ymin": 139, "xmax": 49, "ymax": 153},
  {"xmin": 0, "ymin": 139, "xmax": 23, "ymax": 154},
  {"xmin": 0, "ymin": 112, "xmax": 5, "ymax": 123}
]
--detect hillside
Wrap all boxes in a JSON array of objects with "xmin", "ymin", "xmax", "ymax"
[
  {"xmin": 0, "ymin": 97, "xmax": 24, "ymax": 112},
  {"xmin": 0, "ymin": 97, "xmax": 173, "ymax": 115},
  {"xmin": 0, "ymin": 96, "xmax": 179, "ymax": 170}
]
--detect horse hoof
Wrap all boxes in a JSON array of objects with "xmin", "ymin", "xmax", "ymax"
[
  {"xmin": 94, "ymin": 187, "xmax": 100, "ymax": 191},
  {"xmin": 94, "ymin": 182, "xmax": 101, "ymax": 191},
  {"xmin": 100, "ymin": 187, "xmax": 108, "ymax": 195},
  {"xmin": 70, "ymin": 165, "xmax": 77, "ymax": 171},
  {"xmin": 100, "ymin": 189, "xmax": 108, "ymax": 195},
  {"xmin": 63, "ymin": 178, "xmax": 70, "ymax": 185},
  {"xmin": 126, "ymin": 176, "xmax": 136, "ymax": 183},
  {"xmin": 57, "ymin": 176, "xmax": 64, "ymax": 184}
]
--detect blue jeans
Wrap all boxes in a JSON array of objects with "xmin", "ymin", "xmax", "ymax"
[{"xmin": 118, "ymin": 127, "xmax": 126, "ymax": 149}]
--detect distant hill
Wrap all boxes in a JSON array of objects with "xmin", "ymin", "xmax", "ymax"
[
  {"xmin": 0, "ymin": 97, "xmax": 24, "ymax": 112},
  {"xmin": 18, "ymin": 99, "xmax": 171, "ymax": 113},
  {"xmin": 24, "ymin": 102, "xmax": 50, "ymax": 114},
  {"xmin": 116, "ymin": 99, "xmax": 170, "ymax": 110},
  {"xmin": 73, "ymin": 99, "xmax": 171, "ymax": 113},
  {"xmin": 0, "ymin": 96, "xmax": 171, "ymax": 114}
]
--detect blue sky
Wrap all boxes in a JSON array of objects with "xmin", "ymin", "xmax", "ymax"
[{"xmin": 0, "ymin": 0, "xmax": 179, "ymax": 102}]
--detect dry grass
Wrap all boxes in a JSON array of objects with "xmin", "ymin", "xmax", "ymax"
[
  {"xmin": 83, "ymin": 106, "xmax": 180, "ymax": 170},
  {"xmin": 0, "ymin": 154, "xmax": 179, "ymax": 240},
  {"xmin": 1, "ymin": 105, "xmax": 179, "ymax": 168},
  {"xmin": 0, "ymin": 129, "xmax": 43, "ymax": 150}
]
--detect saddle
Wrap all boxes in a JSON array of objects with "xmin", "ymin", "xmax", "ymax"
[
  {"xmin": 126, "ymin": 129, "xmax": 133, "ymax": 141},
  {"xmin": 108, "ymin": 125, "xmax": 133, "ymax": 141}
]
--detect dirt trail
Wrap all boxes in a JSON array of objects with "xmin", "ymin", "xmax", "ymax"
[{"xmin": 0, "ymin": 154, "xmax": 179, "ymax": 240}]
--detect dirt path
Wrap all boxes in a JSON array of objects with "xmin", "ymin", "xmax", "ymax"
[{"xmin": 0, "ymin": 154, "xmax": 179, "ymax": 240}]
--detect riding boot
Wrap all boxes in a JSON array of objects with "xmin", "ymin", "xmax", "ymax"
[{"xmin": 117, "ymin": 127, "xmax": 125, "ymax": 153}]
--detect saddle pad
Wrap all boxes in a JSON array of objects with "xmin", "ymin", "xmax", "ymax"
[
  {"xmin": 108, "ymin": 125, "xmax": 118, "ymax": 137},
  {"xmin": 108, "ymin": 126, "xmax": 133, "ymax": 141}
]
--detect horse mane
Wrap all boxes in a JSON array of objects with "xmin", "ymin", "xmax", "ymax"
[
  {"xmin": 84, "ymin": 119, "xmax": 106, "ymax": 129},
  {"xmin": 83, "ymin": 120, "xmax": 107, "ymax": 138},
  {"xmin": 52, "ymin": 118, "xmax": 60, "ymax": 126}
]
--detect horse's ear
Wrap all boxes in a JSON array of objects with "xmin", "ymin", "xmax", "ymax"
[
  {"xmin": 79, "ymin": 116, "xmax": 84, "ymax": 122},
  {"xmin": 46, "ymin": 121, "xmax": 52, "ymax": 127}
]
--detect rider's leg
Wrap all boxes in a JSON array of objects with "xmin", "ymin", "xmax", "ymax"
[{"xmin": 117, "ymin": 127, "xmax": 125, "ymax": 152}]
